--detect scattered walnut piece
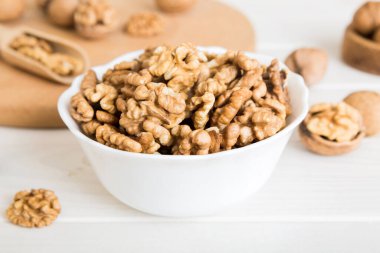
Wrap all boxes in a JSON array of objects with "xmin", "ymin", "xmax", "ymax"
[
  {"xmin": 6, "ymin": 189, "xmax": 61, "ymax": 228},
  {"xmin": 352, "ymin": 1, "xmax": 380, "ymax": 36},
  {"xmin": 74, "ymin": 0, "xmax": 118, "ymax": 39},
  {"xmin": 10, "ymin": 34, "xmax": 83, "ymax": 76},
  {"xmin": 70, "ymin": 43, "xmax": 292, "ymax": 155},
  {"xmin": 344, "ymin": 90, "xmax": 380, "ymax": 136},
  {"xmin": 156, "ymin": 0, "xmax": 197, "ymax": 13},
  {"xmin": 285, "ymin": 48, "xmax": 328, "ymax": 85},
  {"xmin": 125, "ymin": 12, "xmax": 164, "ymax": 37},
  {"xmin": 299, "ymin": 102, "xmax": 365, "ymax": 156}
]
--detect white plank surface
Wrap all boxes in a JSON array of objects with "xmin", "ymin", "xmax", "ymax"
[{"xmin": 1, "ymin": 0, "xmax": 380, "ymax": 252}]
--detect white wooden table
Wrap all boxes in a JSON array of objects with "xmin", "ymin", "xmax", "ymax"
[{"xmin": 1, "ymin": 0, "xmax": 380, "ymax": 252}]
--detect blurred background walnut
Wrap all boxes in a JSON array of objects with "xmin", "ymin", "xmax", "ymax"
[
  {"xmin": 6, "ymin": 189, "xmax": 61, "ymax": 228},
  {"xmin": 74, "ymin": 0, "xmax": 119, "ymax": 39},
  {"xmin": 285, "ymin": 48, "xmax": 328, "ymax": 85},
  {"xmin": 156, "ymin": 0, "xmax": 197, "ymax": 13},
  {"xmin": 0, "ymin": 0, "xmax": 25, "ymax": 22},
  {"xmin": 125, "ymin": 12, "xmax": 164, "ymax": 37},
  {"xmin": 37, "ymin": 0, "xmax": 79, "ymax": 27},
  {"xmin": 344, "ymin": 90, "xmax": 380, "ymax": 136}
]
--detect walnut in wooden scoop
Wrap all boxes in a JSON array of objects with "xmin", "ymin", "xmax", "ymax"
[{"xmin": 0, "ymin": 26, "xmax": 89, "ymax": 85}]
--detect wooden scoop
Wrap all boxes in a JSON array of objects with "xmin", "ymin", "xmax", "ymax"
[{"xmin": 0, "ymin": 25, "xmax": 89, "ymax": 85}]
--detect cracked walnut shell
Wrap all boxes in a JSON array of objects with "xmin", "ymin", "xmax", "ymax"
[
  {"xmin": 6, "ymin": 189, "xmax": 61, "ymax": 228},
  {"xmin": 74, "ymin": 0, "xmax": 118, "ymax": 39},
  {"xmin": 299, "ymin": 102, "xmax": 365, "ymax": 156}
]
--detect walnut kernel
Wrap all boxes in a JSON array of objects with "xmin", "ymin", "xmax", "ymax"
[
  {"xmin": 125, "ymin": 12, "xmax": 164, "ymax": 37},
  {"xmin": 6, "ymin": 189, "xmax": 61, "ymax": 228}
]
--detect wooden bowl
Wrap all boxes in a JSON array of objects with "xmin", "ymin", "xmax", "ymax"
[
  {"xmin": 342, "ymin": 25, "xmax": 380, "ymax": 75},
  {"xmin": 298, "ymin": 122, "xmax": 365, "ymax": 156}
]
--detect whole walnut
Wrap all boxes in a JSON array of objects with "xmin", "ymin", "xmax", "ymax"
[
  {"xmin": 285, "ymin": 48, "xmax": 328, "ymax": 85},
  {"xmin": 38, "ymin": 0, "xmax": 79, "ymax": 27},
  {"xmin": 156, "ymin": 0, "xmax": 197, "ymax": 13},
  {"xmin": 352, "ymin": 1, "xmax": 380, "ymax": 36},
  {"xmin": 344, "ymin": 91, "xmax": 380, "ymax": 136},
  {"xmin": 0, "ymin": 0, "xmax": 25, "ymax": 22},
  {"xmin": 373, "ymin": 27, "xmax": 380, "ymax": 43}
]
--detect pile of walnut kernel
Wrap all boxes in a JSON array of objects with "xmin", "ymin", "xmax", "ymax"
[
  {"xmin": 10, "ymin": 34, "xmax": 83, "ymax": 76},
  {"xmin": 70, "ymin": 43, "xmax": 291, "ymax": 155}
]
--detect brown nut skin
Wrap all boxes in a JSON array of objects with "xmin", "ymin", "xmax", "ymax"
[
  {"xmin": 156, "ymin": 0, "xmax": 197, "ymax": 13},
  {"xmin": 0, "ymin": 0, "xmax": 25, "ymax": 22},
  {"xmin": 352, "ymin": 1, "xmax": 380, "ymax": 36},
  {"xmin": 373, "ymin": 27, "xmax": 380, "ymax": 43},
  {"xmin": 299, "ymin": 122, "xmax": 365, "ymax": 156},
  {"xmin": 46, "ymin": 0, "xmax": 79, "ymax": 27},
  {"xmin": 285, "ymin": 48, "xmax": 328, "ymax": 86},
  {"xmin": 344, "ymin": 91, "xmax": 380, "ymax": 136}
]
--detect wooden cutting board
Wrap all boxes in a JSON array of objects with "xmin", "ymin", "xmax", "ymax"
[{"xmin": 0, "ymin": 0, "xmax": 255, "ymax": 128}]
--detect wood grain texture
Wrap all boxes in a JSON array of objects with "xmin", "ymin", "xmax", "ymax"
[{"xmin": 0, "ymin": 0, "xmax": 255, "ymax": 128}]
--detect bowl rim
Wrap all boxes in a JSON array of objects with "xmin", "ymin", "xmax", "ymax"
[{"xmin": 58, "ymin": 46, "xmax": 309, "ymax": 161}]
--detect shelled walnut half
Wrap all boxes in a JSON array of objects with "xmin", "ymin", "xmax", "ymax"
[
  {"xmin": 6, "ymin": 189, "xmax": 61, "ymax": 228},
  {"xmin": 124, "ymin": 12, "xmax": 164, "ymax": 37},
  {"xmin": 299, "ymin": 102, "xmax": 365, "ymax": 156}
]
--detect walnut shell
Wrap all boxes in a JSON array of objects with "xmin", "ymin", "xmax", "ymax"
[
  {"xmin": 344, "ymin": 91, "xmax": 380, "ymax": 136},
  {"xmin": 352, "ymin": 1, "xmax": 380, "ymax": 36},
  {"xmin": 0, "ymin": 0, "xmax": 25, "ymax": 21},
  {"xmin": 299, "ymin": 122, "xmax": 365, "ymax": 156},
  {"xmin": 46, "ymin": 0, "xmax": 79, "ymax": 27},
  {"xmin": 156, "ymin": 0, "xmax": 197, "ymax": 13},
  {"xmin": 285, "ymin": 48, "xmax": 328, "ymax": 85}
]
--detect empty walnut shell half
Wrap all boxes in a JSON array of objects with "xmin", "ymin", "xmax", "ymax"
[
  {"xmin": 344, "ymin": 90, "xmax": 380, "ymax": 136},
  {"xmin": 342, "ymin": 25, "xmax": 380, "ymax": 75},
  {"xmin": 299, "ymin": 102, "xmax": 365, "ymax": 156},
  {"xmin": 285, "ymin": 48, "xmax": 328, "ymax": 85}
]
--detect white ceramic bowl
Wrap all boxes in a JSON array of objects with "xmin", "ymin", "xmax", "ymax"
[{"xmin": 58, "ymin": 47, "xmax": 309, "ymax": 217}]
